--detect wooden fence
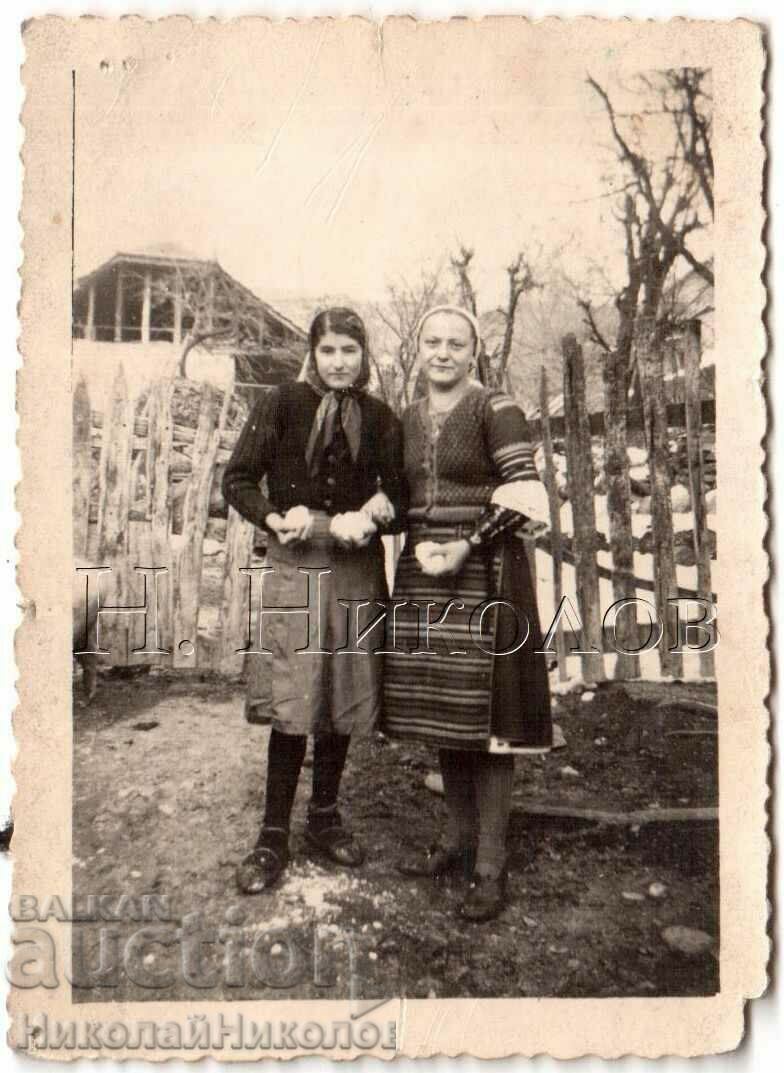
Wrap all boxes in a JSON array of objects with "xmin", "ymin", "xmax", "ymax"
[
  {"xmin": 73, "ymin": 368, "xmax": 257, "ymax": 673},
  {"xmin": 74, "ymin": 324, "xmax": 716, "ymax": 682},
  {"xmin": 539, "ymin": 322, "xmax": 716, "ymax": 683}
]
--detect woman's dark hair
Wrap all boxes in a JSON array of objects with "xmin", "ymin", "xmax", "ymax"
[{"xmin": 309, "ymin": 307, "xmax": 367, "ymax": 356}]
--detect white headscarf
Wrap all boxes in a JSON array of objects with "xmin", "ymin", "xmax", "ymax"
[{"xmin": 415, "ymin": 304, "xmax": 485, "ymax": 383}]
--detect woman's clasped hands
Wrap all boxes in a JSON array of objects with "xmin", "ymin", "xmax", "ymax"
[
  {"xmin": 414, "ymin": 539, "xmax": 471, "ymax": 577},
  {"xmin": 266, "ymin": 505, "xmax": 315, "ymax": 546},
  {"xmin": 330, "ymin": 510, "xmax": 377, "ymax": 548}
]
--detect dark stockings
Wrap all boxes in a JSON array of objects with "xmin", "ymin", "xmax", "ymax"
[
  {"xmin": 438, "ymin": 748, "xmax": 515, "ymax": 879},
  {"xmin": 258, "ymin": 729, "xmax": 351, "ymax": 846}
]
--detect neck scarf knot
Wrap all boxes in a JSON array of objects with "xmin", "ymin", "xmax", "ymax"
[
  {"xmin": 304, "ymin": 388, "xmax": 363, "ymax": 476},
  {"xmin": 301, "ymin": 354, "xmax": 367, "ymax": 477}
]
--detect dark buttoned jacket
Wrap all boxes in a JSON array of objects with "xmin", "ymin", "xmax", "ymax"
[{"xmin": 222, "ymin": 382, "xmax": 406, "ymax": 530}]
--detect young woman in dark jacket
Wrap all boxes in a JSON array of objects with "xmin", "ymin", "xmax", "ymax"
[{"xmin": 223, "ymin": 308, "xmax": 404, "ymax": 893}]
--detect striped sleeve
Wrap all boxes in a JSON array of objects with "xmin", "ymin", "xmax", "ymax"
[{"xmin": 485, "ymin": 392, "xmax": 549, "ymax": 523}]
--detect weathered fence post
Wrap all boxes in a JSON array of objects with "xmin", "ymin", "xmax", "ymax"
[
  {"xmin": 603, "ymin": 345, "xmax": 640, "ymax": 679},
  {"xmin": 539, "ymin": 367, "xmax": 567, "ymax": 680},
  {"xmin": 637, "ymin": 331, "xmax": 683, "ymax": 678},
  {"xmin": 172, "ymin": 383, "xmax": 232, "ymax": 668},
  {"xmin": 562, "ymin": 335, "xmax": 605, "ymax": 682},
  {"xmin": 217, "ymin": 507, "xmax": 256, "ymax": 674},
  {"xmin": 147, "ymin": 379, "xmax": 174, "ymax": 663},
  {"xmin": 682, "ymin": 319, "xmax": 715, "ymax": 678},
  {"xmin": 172, "ymin": 385, "xmax": 219, "ymax": 668},
  {"xmin": 96, "ymin": 365, "xmax": 135, "ymax": 664},
  {"xmin": 73, "ymin": 375, "xmax": 92, "ymax": 560}
]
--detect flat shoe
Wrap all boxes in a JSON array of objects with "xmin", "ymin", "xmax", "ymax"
[
  {"xmin": 397, "ymin": 845, "xmax": 475, "ymax": 880},
  {"xmin": 304, "ymin": 824, "xmax": 365, "ymax": 867},
  {"xmin": 235, "ymin": 845, "xmax": 288, "ymax": 894},
  {"xmin": 460, "ymin": 870, "xmax": 508, "ymax": 922}
]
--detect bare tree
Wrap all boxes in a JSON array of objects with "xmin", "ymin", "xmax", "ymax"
[
  {"xmin": 586, "ymin": 71, "xmax": 713, "ymax": 676},
  {"xmin": 368, "ymin": 269, "xmax": 446, "ymax": 413},
  {"xmin": 449, "ymin": 246, "xmax": 542, "ymax": 390},
  {"xmin": 588, "ymin": 71, "xmax": 713, "ymax": 289},
  {"xmin": 449, "ymin": 245, "xmax": 479, "ymax": 316},
  {"xmin": 660, "ymin": 68, "xmax": 713, "ymax": 219},
  {"xmin": 149, "ymin": 260, "xmax": 303, "ymax": 381}
]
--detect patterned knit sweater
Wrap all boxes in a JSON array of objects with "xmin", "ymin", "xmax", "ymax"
[{"xmin": 403, "ymin": 384, "xmax": 542, "ymax": 524}]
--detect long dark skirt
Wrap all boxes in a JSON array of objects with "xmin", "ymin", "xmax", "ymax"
[{"xmin": 383, "ymin": 523, "xmax": 552, "ymax": 752}]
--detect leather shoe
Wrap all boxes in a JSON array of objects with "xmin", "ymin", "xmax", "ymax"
[
  {"xmin": 305, "ymin": 815, "xmax": 365, "ymax": 867},
  {"xmin": 460, "ymin": 870, "xmax": 508, "ymax": 922},
  {"xmin": 397, "ymin": 845, "xmax": 476, "ymax": 880},
  {"xmin": 235, "ymin": 842, "xmax": 289, "ymax": 894}
]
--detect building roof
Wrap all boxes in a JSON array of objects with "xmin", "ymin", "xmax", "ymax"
[{"xmin": 75, "ymin": 249, "xmax": 307, "ymax": 340}]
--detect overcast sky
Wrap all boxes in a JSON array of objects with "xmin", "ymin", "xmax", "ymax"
[{"xmin": 73, "ymin": 20, "xmax": 683, "ymax": 310}]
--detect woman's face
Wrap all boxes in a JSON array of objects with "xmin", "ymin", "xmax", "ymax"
[
  {"xmin": 418, "ymin": 312, "xmax": 476, "ymax": 390},
  {"xmin": 313, "ymin": 331, "xmax": 364, "ymax": 390}
]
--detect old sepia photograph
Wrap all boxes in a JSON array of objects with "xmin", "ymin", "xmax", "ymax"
[{"xmin": 13, "ymin": 14, "xmax": 767, "ymax": 1060}]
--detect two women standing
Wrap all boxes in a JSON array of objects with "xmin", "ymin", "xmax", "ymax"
[{"xmin": 224, "ymin": 303, "xmax": 552, "ymax": 922}]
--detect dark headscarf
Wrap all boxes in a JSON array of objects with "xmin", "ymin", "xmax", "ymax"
[{"xmin": 300, "ymin": 308, "xmax": 370, "ymax": 477}]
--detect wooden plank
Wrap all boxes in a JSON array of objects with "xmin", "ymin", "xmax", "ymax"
[
  {"xmin": 562, "ymin": 335, "xmax": 605, "ymax": 682},
  {"xmin": 539, "ymin": 367, "xmax": 568, "ymax": 681},
  {"xmin": 682, "ymin": 320, "xmax": 716, "ymax": 678},
  {"xmin": 146, "ymin": 379, "xmax": 174, "ymax": 663},
  {"xmin": 172, "ymin": 384, "xmax": 227, "ymax": 667},
  {"xmin": 96, "ymin": 365, "xmax": 133, "ymax": 665},
  {"xmin": 72, "ymin": 375, "xmax": 92, "ymax": 560},
  {"xmin": 91, "ymin": 410, "xmax": 241, "ymax": 456},
  {"xmin": 602, "ymin": 343, "xmax": 640, "ymax": 679},
  {"xmin": 217, "ymin": 507, "xmax": 256, "ymax": 674},
  {"xmin": 518, "ymin": 802, "xmax": 718, "ymax": 825},
  {"xmin": 533, "ymin": 532, "xmax": 716, "ymax": 604},
  {"xmin": 525, "ymin": 398, "xmax": 716, "ymax": 440},
  {"xmin": 637, "ymin": 333, "xmax": 683, "ymax": 678},
  {"xmin": 655, "ymin": 697, "xmax": 718, "ymax": 717}
]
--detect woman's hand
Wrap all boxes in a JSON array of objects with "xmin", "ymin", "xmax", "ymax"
[
  {"xmin": 267, "ymin": 505, "xmax": 314, "ymax": 545},
  {"xmin": 330, "ymin": 511, "xmax": 377, "ymax": 548},
  {"xmin": 361, "ymin": 491, "xmax": 396, "ymax": 527},
  {"xmin": 415, "ymin": 539, "xmax": 471, "ymax": 577}
]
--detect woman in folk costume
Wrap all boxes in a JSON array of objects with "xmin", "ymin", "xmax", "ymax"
[
  {"xmin": 384, "ymin": 305, "xmax": 552, "ymax": 922},
  {"xmin": 223, "ymin": 308, "xmax": 404, "ymax": 893}
]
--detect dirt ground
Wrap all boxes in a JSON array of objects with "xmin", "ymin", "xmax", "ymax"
[{"xmin": 72, "ymin": 669, "xmax": 718, "ymax": 1003}]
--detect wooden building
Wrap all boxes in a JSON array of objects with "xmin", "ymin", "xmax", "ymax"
[{"xmin": 72, "ymin": 245, "xmax": 307, "ymax": 403}]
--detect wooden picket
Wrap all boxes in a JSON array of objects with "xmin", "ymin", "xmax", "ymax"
[
  {"xmin": 146, "ymin": 379, "xmax": 174, "ymax": 662},
  {"xmin": 217, "ymin": 507, "xmax": 257, "ymax": 673},
  {"xmin": 171, "ymin": 384, "xmax": 222, "ymax": 668},
  {"xmin": 95, "ymin": 365, "xmax": 134, "ymax": 664},
  {"xmin": 682, "ymin": 320, "xmax": 715, "ymax": 678},
  {"xmin": 637, "ymin": 334, "xmax": 683, "ymax": 678},
  {"xmin": 562, "ymin": 335, "xmax": 605, "ymax": 682},
  {"xmin": 539, "ymin": 367, "xmax": 567, "ymax": 680},
  {"xmin": 602, "ymin": 342, "xmax": 640, "ymax": 679},
  {"xmin": 72, "ymin": 375, "xmax": 92, "ymax": 560}
]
